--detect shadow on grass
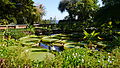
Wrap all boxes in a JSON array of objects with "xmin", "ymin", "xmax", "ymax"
[{"xmin": 32, "ymin": 50, "xmax": 48, "ymax": 52}]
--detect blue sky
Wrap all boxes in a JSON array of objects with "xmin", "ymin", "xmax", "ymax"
[{"xmin": 33, "ymin": 0, "xmax": 102, "ymax": 20}]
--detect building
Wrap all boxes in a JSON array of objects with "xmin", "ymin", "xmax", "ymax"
[{"xmin": 0, "ymin": 24, "xmax": 27, "ymax": 30}]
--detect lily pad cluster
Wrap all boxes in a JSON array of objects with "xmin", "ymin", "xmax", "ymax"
[
  {"xmin": 41, "ymin": 34, "xmax": 85, "ymax": 49},
  {"xmin": 19, "ymin": 35, "xmax": 41, "ymax": 46}
]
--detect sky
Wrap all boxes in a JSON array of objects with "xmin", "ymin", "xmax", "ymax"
[{"xmin": 33, "ymin": 0, "xmax": 102, "ymax": 20}]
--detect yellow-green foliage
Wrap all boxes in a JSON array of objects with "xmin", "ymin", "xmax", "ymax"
[
  {"xmin": 0, "ymin": 46, "xmax": 31, "ymax": 68},
  {"xmin": 37, "ymin": 47, "xmax": 120, "ymax": 68}
]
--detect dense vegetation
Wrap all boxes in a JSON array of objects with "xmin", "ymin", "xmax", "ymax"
[
  {"xmin": 58, "ymin": 0, "xmax": 99, "ymax": 22},
  {"xmin": 0, "ymin": 0, "xmax": 44, "ymax": 25},
  {"xmin": 0, "ymin": 0, "xmax": 120, "ymax": 68}
]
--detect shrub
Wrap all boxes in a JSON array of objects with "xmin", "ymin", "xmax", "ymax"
[
  {"xmin": 39, "ymin": 48, "xmax": 120, "ymax": 68},
  {"xmin": 0, "ymin": 46, "xmax": 31, "ymax": 68},
  {"xmin": 0, "ymin": 39, "xmax": 18, "ymax": 46},
  {"xmin": 59, "ymin": 48, "xmax": 120, "ymax": 68},
  {"xmin": 111, "ymin": 47, "xmax": 120, "ymax": 67},
  {"xmin": 2, "ymin": 29, "xmax": 33, "ymax": 40}
]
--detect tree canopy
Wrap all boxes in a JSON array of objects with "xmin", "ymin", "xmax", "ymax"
[
  {"xmin": 58, "ymin": 0, "xmax": 99, "ymax": 22},
  {"xmin": 0, "ymin": 0, "xmax": 44, "ymax": 25},
  {"xmin": 95, "ymin": 0, "xmax": 120, "ymax": 25}
]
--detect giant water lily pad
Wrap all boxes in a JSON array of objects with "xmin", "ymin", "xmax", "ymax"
[
  {"xmin": 19, "ymin": 35, "xmax": 38, "ymax": 40},
  {"xmin": 60, "ymin": 37, "xmax": 70, "ymax": 40},
  {"xmin": 60, "ymin": 40, "xmax": 68, "ymax": 43},
  {"xmin": 64, "ymin": 44, "xmax": 75, "ymax": 49},
  {"xmin": 29, "ymin": 35, "xmax": 38, "ymax": 38},
  {"xmin": 61, "ymin": 40, "xmax": 75, "ymax": 43},
  {"xmin": 117, "ymin": 32, "xmax": 120, "ymax": 34},
  {"xmin": 41, "ymin": 36, "xmax": 51, "ymax": 39},
  {"xmin": 22, "ymin": 38, "xmax": 40, "ymax": 41},
  {"xmin": 41, "ymin": 38, "xmax": 59, "ymax": 43},
  {"xmin": 63, "ymin": 42, "xmax": 83, "ymax": 49},
  {"xmin": 64, "ymin": 42, "xmax": 77, "ymax": 45},
  {"xmin": 51, "ymin": 36, "xmax": 61, "ymax": 39},
  {"xmin": 51, "ymin": 34, "xmax": 67, "ymax": 37},
  {"xmin": 78, "ymin": 42, "xmax": 87, "ymax": 46},
  {"xmin": 55, "ymin": 34, "xmax": 67, "ymax": 36},
  {"xmin": 52, "ymin": 43, "xmax": 63, "ymax": 46},
  {"xmin": 50, "ymin": 34, "xmax": 68, "ymax": 39},
  {"xmin": 64, "ymin": 42, "xmax": 80, "ymax": 46},
  {"xmin": 27, "ymin": 48, "xmax": 54, "ymax": 61},
  {"xmin": 55, "ymin": 40, "xmax": 63, "ymax": 43},
  {"xmin": 50, "ymin": 34, "xmax": 60, "ymax": 37},
  {"xmin": 19, "ymin": 35, "xmax": 40, "ymax": 46}
]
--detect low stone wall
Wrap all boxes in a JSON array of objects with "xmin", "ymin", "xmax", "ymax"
[{"xmin": 0, "ymin": 25, "xmax": 27, "ymax": 29}]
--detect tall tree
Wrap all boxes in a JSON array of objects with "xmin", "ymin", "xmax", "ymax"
[
  {"xmin": 58, "ymin": 0, "xmax": 99, "ymax": 22},
  {"xmin": 95, "ymin": 0, "xmax": 120, "ymax": 25},
  {"xmin": 0, "ymin": 0, "xmax": 44, "ymax": 25},
  {"xmin": 102, "ymin": 0, "xmax": 120, "ymax": 5}
]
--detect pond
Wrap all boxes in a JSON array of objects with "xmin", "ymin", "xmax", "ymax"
[
  {"xmin": 39, "ymin": 43, "xmax": 64, "ymax": 52},
  {"xmin": 38, "ymin": 33, "xmax": 110, "ymax": 52},
  {"xmin": 38, "ymin": 33, "xmax": 86, "ymax": 52}
]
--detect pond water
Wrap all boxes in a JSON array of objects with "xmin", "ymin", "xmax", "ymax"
[{"xmin": 39, "ymin": 43, "xmax": 64, "ymax": 52}]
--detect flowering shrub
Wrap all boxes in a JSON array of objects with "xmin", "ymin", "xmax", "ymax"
[
  {"xmin": 31, "ymin": 47, "xmax": 120, "ymax": 68},
  {"xmin": 50, "ymin": 48, "xmax": 120, "ymax": 68},
  {"xmin": 59, "ymin": 48, "xmax": 111, "ymax": 68},
  {"xmin": 1, "ymin": 46, "xmax": 119, "ymax": 68}
]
